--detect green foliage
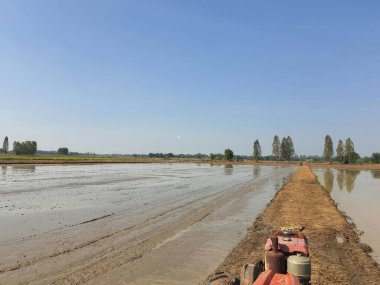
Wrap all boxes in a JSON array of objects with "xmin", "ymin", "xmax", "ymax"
[
  {"xmin": 13, "ymin": 141, "xmax": 37, "ymax": 155},
  {"xmin": 280, "ymin": 136, "xmax": 295, "ymax": 161},
  {"xmin": 372, "ymin": 153, "xmax": 380, "ymax": 164},
  {"xmin": 235, "ymin": 155, "xmax": 243, "ymax": 161},
  {"xmin": 356, "ymin": 157, "xmax": 371, "ymax": 164},
  {"xmin": 287, "ymin": 136, "xmax": 295, "ymax": 158},
  {"xmin": 253, "ymin": 139, "xmax": 262, "ymax": 161},
  {"xmin": 323, "ymin": 135, "xmax": 334, "ymax": 162},
  {"xmin": 224, "ymin": 148, "xmax": 234, "ymax": 161},
  {"xmin": 209, "ymin": 153, "xmax": 216, "ymax": 160},
  {"xmin": 280, "ymin": 138, "xmax": 287, "ymax": 160},
  {"xmin": 336, "ymin": 140, "xmax": 344, "ymax": 164},
  {"xmin": 57, "ymin": 147, "xmax": 69, "ymax": 155},
  {"xmin": 3, "ymin": 136, "xmax": 9, "ymax": 154},
  {"xmin": 148, "ymin": 153, "xmax": 208, "ymax": 159},
  {"xmin": 272, "ymin": 135, "xmax": 281, "ymax": 162},
  {"xmin": 344, "ymin": 138, "xmax": 356, "ymax": 163}
]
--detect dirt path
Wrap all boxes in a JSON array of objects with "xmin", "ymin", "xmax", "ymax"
[{"xmin": 212, "ymin": 166, "xmax": 380, "ymax": 284}]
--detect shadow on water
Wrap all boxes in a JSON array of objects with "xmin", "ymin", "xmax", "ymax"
[
  {"xmin": 224, "ymin": 164, "xmax": 233, "ymax": 175},
  {"xmin": 372, "ymin": 171, "xmax": 380, "ymax": 179},
  {"xmin": 2, "ymin": 165, "xmax": 7, "ymax": 176},
  {"xmin": 253, "ymin": 165, "xmax": 261, "ymax": 177},
  {"xmin": 316, "ymin": 167, "xmax": 380, "ymax": 263},
  {"xmin": 345, "ymin": 170, "xmax": 360, "ymax": 193},
  {"xmin": 336, "ymin": 169, "xmax": 345, "ymax": 191},
  {"xmin": 325, "ymin": 169, "xmax": 361, "ymax": 193},
  {"xmin": 12, "ymin": 165, "xmax": 36, "ymax": 173},
  {"xmin": 324, "ymin": 168, "xmax": 334, "ymax": 193}
]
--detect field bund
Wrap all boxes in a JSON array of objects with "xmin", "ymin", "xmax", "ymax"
[{"xmin": 214, "ymin": 166, "xmax": 380, "ymax": 284}]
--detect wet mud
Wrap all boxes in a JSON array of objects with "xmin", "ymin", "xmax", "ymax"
[{"xmin": 0, "ymin": 164, "xmax": 294, "ymax": 284}]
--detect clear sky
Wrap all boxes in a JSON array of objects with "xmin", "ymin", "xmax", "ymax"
[{"xmin": 1, "ymin": 1, "xmax": 379, "ymax": 156}]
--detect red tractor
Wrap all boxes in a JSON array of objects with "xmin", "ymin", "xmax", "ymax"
[{"xmin": 208, "ymin": 230, "xmax": 311, "ymax": 285}]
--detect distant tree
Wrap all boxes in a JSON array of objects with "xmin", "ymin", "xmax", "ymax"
[
  {"xmin": 57, "ymin": 147, "xmax": 69, "ymax": 155},
  {"xmin": 352, "ymin": 152, "xmax": 360, "ymax": 163},
  {"xmin": 272, "ymin": 135, "xmax": 281, "ymax": 162},
  {"xmin": 13, "ymin": 141, "xmax": 37, "ymax": 155},
  {"xmin": 31, "ymin": 141, "xmax": 37, "ymax": 155},
  {"xmin": 323, "ymin": 135, "xmax": 334, "ymax": 162},
  {"xmin": 345, "ymin": 138, "xmax": 355, "ymax": 163},
  {"xmin": 3, "ymin": 136, "xmax": 9, "ymax": 154},
  {"xmin": 280, "ymin": 137, "xmax": 288, "ymax": 161},
  {"xmin": 287, "ymin": 136, "xmax": 295, "ymax": 159},
  {"xmin": 253, "ymin": 140, "xmax": 262, "ymax": 162},
  {"xmin": 280, "ymin": 136, "xmax": 295, "ymax": 161},
  {"xmin": 336, "ymin": 140, "xmax": 345, "ymax": 164},
  {"xmin": 372, "ymin": 153, "xmax": 380, "ymax": 164},
  {"xmin": 224, "ymin": 149, "xmax": 234, "ymax": 161},
  {"xmin": 210, "ymin": 153, "xmax": 216, "ymax": 160}
]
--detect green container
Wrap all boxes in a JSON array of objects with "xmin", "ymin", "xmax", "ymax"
[{"xmin": 287, "ymin": 255, "xmax": 311, "ymax": 281}]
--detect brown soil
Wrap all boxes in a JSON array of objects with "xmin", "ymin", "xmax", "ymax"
[{"xmin": 210, "ymin": 166, "xmax": 380, "ymax": 284}]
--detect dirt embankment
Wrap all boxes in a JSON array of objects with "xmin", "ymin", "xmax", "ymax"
[{"xmin": 211, "ymin": 166, "xmax": 380, "ymax": 284}]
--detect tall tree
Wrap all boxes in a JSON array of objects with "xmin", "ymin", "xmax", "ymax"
[
  {"xmin": 372, "ymin": 153, "xmax": 380, "ymax": 164},
  {"xmin": 287, "ymin": 136, "xmax": 295, "ymax": 159},
  {"xmin": 280, "ymin": 137, "xmax": 288, "ymax": 161},
  {"xmin": 272, "ymin": 135, "xmax": 281, "ymax": 162},
  {"xmin": 253, "ymin": 140, "xmax": 262, "ymax": 162},
  {"xmin": 345, "ymin": 138, "xmax": 355, "ymax": 163},
  {"xmin": 2, "ymin": 136, "xmax": 8, "ymax": 154},
  {"xmin": 336, "ymin": 140, "xmax": 345, "ymax": 164},
  {"xmin": 323, "ymin": 135, "xmax": 334, "ymax": 162},
  {"xmin": 280, "ymin": 136, "xmax": 295, "ymax": 161},
  {"xmin": 224, "ymin": 149, "xmax": 234, "ymax": 161}
]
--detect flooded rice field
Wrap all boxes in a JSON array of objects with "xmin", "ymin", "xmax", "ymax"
[
  {"xmin": 0, "ymin": 163, "xmax": 295, "ymax": 284},
  {"xmin": 314, "ymin": 168, "xmax": 380, "ymax": 263}
]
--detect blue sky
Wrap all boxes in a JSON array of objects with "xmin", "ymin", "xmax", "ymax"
[{"xmin": 1, "ymin": 1, "xmax": 379, "ymax": 156}]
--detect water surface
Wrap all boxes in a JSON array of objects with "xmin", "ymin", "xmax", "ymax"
[
  {"xmin": 314, "ymin": 168, "xmax": 380, "ymax": 263},
  {"xmin": 0, "ymin": 163, "xmax": 295, "ymax": 284}
]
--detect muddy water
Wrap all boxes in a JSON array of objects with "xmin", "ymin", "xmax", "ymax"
[
  {"xmin": 0, "ymin": 164, "xmax": 294, "ymax": 284},
  {"xmin": 314, "ymin": 168, "xmax": 380, "ymax": 263}
]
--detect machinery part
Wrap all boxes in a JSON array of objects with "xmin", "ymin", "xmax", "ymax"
[
  {"xmin": 287, "ymin": 255, "xmax": 311, "ymax": 283},
  {"xmin": 265, "ymin": 233, "xmax": 309, "ymax": 256},
  {"xmin": 264, "ymin": 236, "xmax": 287, "ymax": 274},
  {"xmin": 207, "ymin": 271, "xmax": 240, "ymax": 285},
  {"xmin": 240, "ymin": 261, "xmax": 264, "ymax": 285},
  {"xmin": 252, "ymin": 270, "xmax": 301, "ymax": 285}
]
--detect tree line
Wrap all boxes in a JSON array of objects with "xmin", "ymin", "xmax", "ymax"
[
  {"xmin": 0, "ymin": 136, "xmax": 38, "ymax": 155},
  {"xmin": 251, "ymin": 135, "xmax": 295, "ymax": 162},
  {"xmin": 1, "ymin": 134, "xmax": 380, "ymax": 164},
  {"xmin": 13, "ymin": 141, "xmax": 38, "ymax": 155},
  {"xmin": 0, "ymin": 136, "xmax": 70, "ymax": 156},
  {"xmin": 323, "ymin": 135, "xmax": 376, "ymax": 164},
  {"xmin": 214, "ymin": 135, "xmax": 379, "ymax": 164}
]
